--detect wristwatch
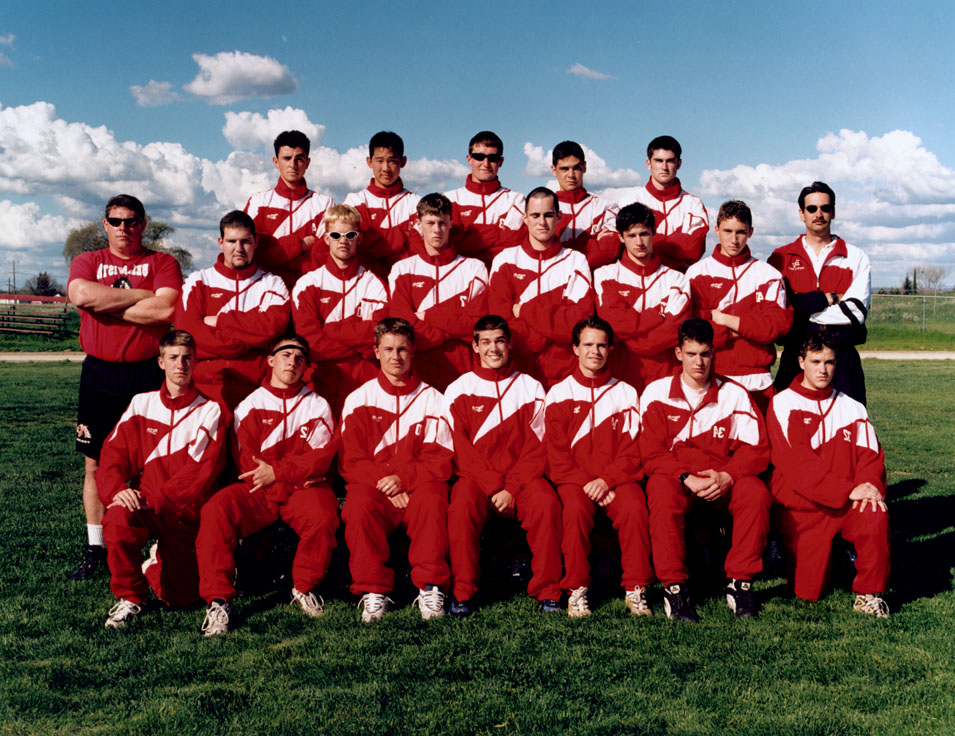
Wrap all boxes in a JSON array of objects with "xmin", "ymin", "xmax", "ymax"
[{"xmin": 679, "ymin": 472, "xmax": 691, "ymax": 487}]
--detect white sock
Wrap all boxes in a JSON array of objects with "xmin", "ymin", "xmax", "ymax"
[{"xmin": 87, "ymin": 524, "xmax": 104, "ymax": 547}]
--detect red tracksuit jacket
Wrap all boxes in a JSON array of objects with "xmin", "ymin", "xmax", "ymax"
[
  {"xmin": 340, "ymin": 374, "xmax": 453, "ymax": 489},
  {"xmin": 629, "ymin": 179, "xmax": 709, "ymax": 271},
  {"xmin": 640, "ymin": 373, "xmax": 769, "ymax": 479},
  {"xmin": 443, "ymin": 365, "xmax": 547, "ymax": 497},
  {"xmin": 97, "ymin": 384, "xmax": 226, "ymax": 522},
  {"xmin": 768, "ymin": 377, "xmax": 885, "ymax": 512},
  {"xmin": 683, "ymin": 247, "xmax": 792, "ymax": 388},
  {"xmin": 543, "ymin": 368, "xmax": 642, "ymax": 488},
  {"xmin": 555, "ymin": 188, "xmax": 620, "ymax": 270},
  {"xmin": 232, "ymin": 381, "xmax": 337, "ymax": 506},
  {"xmin": 444, "ymin": 176, "xmax": 525, "ymax": 266},
  {"xmin": 343, "ymin": 178, "xmax": 420, "ymax": 276}
]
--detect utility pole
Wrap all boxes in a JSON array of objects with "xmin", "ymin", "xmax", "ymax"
[{"xmin": 8, "ymin": 259, "xmax": 18, "ymax": 293}]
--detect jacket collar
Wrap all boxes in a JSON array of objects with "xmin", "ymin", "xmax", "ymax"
[
  {"xmin": 464, "ymin": 175, "xmax": 503, "ymax": 195},
  {"xmin": 420, "ymin": 245, "xmax": 458, "ymax": 266},
  {"xmin": 520, "ymin": 240, "xmax": 563, "ymax": 260},
  {"xmin": 556, "ymin": 188, "xmax": 590, "ymax": 205},
  {"xmin": 571, "ymin": 366, "xmax": 613, "ymax": 389},
  {"xmin": 667, "ymin": 372, "xmax": 721, "ymax": 405},
  {"xmin": 160, "ymin": 382, "xmax": 200, "ymax": 410},
  {"xmin": 788, "ymin": 374, "xmax": 835, "ymax": 401},
  {"xmin": 262, "ymin": 380, "xmax": 308, "ymax": 400},
  {"xmin": 213, "ymin": 253, "xmax": 259, "ymax": 280},
  {"xmin": 620, "ymin": 253, "xmax": 662, "ymax": 276},
  {"xmin": 711, "ymin": 245, "xmax": 752, "ymax": 267},
  {"xmin": 366, "ymin": 178, "xmax": 405, "ymax": 198},
  {"xmin": 274, "ymin": 177, "xmax": 309, "ymax": 201},
  {"xmin": 377, "ymin": 371, "xmax": 422, "ymax": 396},
  {"xmin": 324, "ymin": 255, "xmax": 360, "ymax": 281},
  {"xmin": 644, "ymin": 178, "xmax": 682, "ymax": 202},
  {"xmin": 473, "ymin": 363, "xmax": 516, "ymax": 382}
]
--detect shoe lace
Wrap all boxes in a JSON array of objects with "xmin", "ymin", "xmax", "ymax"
[
  {"xmin": 568, "ymin": 587, "xmax": 589, "ymax": 613},
  {"xmin": 108, "ymin": 599, "xmax": 141, "ymax": 620},
  {"xmin": 415, "ymin": 588, "xmax": 445, "ymax": 614},
  {"xmin": 625, "ymin": 587, "xmax": 649, "ymax": 610},
  {"xmin": 293, "ymin": 589, "xmax": 323, "ymax": 612},
  {"xmin": 359, "ymin": 593, "xmax": 390, "ymax": 615},
  {"xmin": 855, "ymin": 594, "xmax": 889, "ymax": 617},
  {"xmin": 201, "ymin": 602, "xmax": 230, "ymax": 633}
]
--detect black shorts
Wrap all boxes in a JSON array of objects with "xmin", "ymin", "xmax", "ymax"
[{"xmin": 76, "ymin": 355, "xmax": 164, "ymax": 459}]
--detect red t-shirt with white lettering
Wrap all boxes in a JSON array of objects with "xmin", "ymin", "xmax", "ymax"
[{"xmin": 69, "ymin": 248, "xmax": 182, "ymax": 362}]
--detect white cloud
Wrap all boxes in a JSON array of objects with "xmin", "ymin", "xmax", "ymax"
[
  {"xmin": 130, "ymin": 80, "xmax": 183, "ymax": 108},
  {"xmin": 402, "ymin": 157, "xmax": 469, "ymax": 192},
  {"xmin": 566, "ymin": 62, "xmax": 614, "ymax": 80},
  {"xmin": 223, "ymin": 107, "xmax": 324, "ymax": 151},
  {"xmin": 523, "ymin": 142, "xmax": 643, "ymax": 189},
  {"xmin": 0, "ymin": 200, "xmax": 79, "ymax": 249},
  {"xmin": 0, "ymin": 34, "xmax": 14, "ymax": 45},
  {"xmin": 183, "ymin": 51, "xmax": 296, "ymax": 105},
  {"xmin": 0, "ymin": 53, "xmax": 11, "ymax": 68}
]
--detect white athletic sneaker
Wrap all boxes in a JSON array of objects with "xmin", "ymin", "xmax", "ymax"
[
  {"xmin": 624, "ymin": 586, "xmax": 652, "ymax": 616},
  {"xmin": 358, "ymin": 593, "xmax": 391, "ymax": 622},
  {"xmin": 853, "ymin": 593, "xmax": 890, "ymax": 618},
  {"xmin": 567, "ymin": 587, "xmax": 591, "ymax": 617},
  {"xmin": 201, "ymin": 600, "xmax": 232, "ymax": 636},
  {"xmin": 291, "ymin": 587, "xmax": 324, "ymax": 618},
  {"xmin": 105, "ymin": 599, "xmax": 142, "ymax": 629},
  {"xmin": 415, "ymin": 585, "xmax": 446, "ymax": 620},
  {"xmin": 141, "ymin": 542, "xmax": 158, "ymax": 576}
]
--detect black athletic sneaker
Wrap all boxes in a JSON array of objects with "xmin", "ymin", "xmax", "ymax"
[
  {"xmin": 662, "ymin": 583, "xmax": 699, "ymax": 622},
  {"xmin": 539, "ymin": 599, "xmax": 562, "ymax": 614},
  {"xmin": 725, "ymin": 579, "xmax": 759, "ymax": 619},
  {"xmin": 67, "ymin": 544, "xmax": 107, "ymax": 581},
  {"xmin": 449, "ymin": 597, "xmax": 474, "ymax": 618}
]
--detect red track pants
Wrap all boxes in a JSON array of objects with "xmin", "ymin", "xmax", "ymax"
[
  {"xmin": 773, "ymin": 504, "xmax": 891, "ymax": 600},
  {"xmin": 448, "ymin": 477, "xmax": 562, "ymax": 602},
  {"xmin": 196, "ymin": 482, "xmax": 340, "ymax": 603},
  {"xmin": 103, "ymin": 505, "xmax": 200, "ymax": 607},
  {"xmin": 557, "ymin": 482, "xmax": 653, "ymax": 591},
  {"xmin": 647, "ymin": 474, "xmax": 771, "ymax": 585},
  {"xmin": 342, "ymin": 481, "xmax": 450, "ymax": 594}
]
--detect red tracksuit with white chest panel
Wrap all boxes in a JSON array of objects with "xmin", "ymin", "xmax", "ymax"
[
  {"xmin": 196, "ymin": 381, "xmax": 339, "ymax": 604},
  {"xmin": 175, "ymin": 256, "xmax": 291, "ymax": 411},
  {"xmin": 768, "ymin": 376, "xmax": 889, "ymax": 600},
  {"xmin": 444, "ymin": 365, "xmax": 562, "ymax": 602},
  {"xmin": 340, "ymin": 374, "xmax": 454, "ymax": 594},
  {"xmin": 444, "ymin": 176, "xmax": 525, "ymax": 267},
  {"xmin": 388, "ymin": 247, "xmax": 488, "ymax": 391},
  {"xmin": 640, "ymin": 373, "xmax": 771, "ymax": 585},
  {"xmin": 629, "ymin": 179, "xmax": 709, "ymax": 272},
  {"xmin": 683, "ymin": 246, "xmax": 792, "ymax": 409},
  {"xmin": 544, "ymin": 368, "xmax": 653, "ymax": 591},
  {"xmin": 244, "ymin": 178, "xmax": 335, "ymax": 288},
  {"xmin": 489, "ymin": 242, "xmax": 596, "ymax": 388},
  {"xmin": 98, "ymin": 384, "xmax": 226, "ymax": 608},
  {"xmin": 555, "ymin": 188, "xmax": 621, "ymax": 270},
  {"xmin": 291, "ymin": 256, "xmax": 388, "ymax": 413},
  {"xmin": 595, "ymin": 255, "xmax": 688, "ymax": 392},
  {"xmin": 343, "ymin": 178, "xmax": 420, "ymax": 278}
]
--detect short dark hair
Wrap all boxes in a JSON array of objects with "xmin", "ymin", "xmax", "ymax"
[
  {"xmin": 616, "ymin": 202, "xmax": 656, "ymax": 234},
  {"xmin": 798, "ymin": 181, "xmax": 836, "ymax": 211},
  {"xmin": 105, "ymin": 195, "xmax": 145, "ymax": 221},
  {"xmin": 552, "ymin": 141, "xmax": 585, "ymax": 166},
  {"xmin": 678, "ymin": 317, "xmax": 714, "ymax": 348},
  {"xmin": 469, "ymin": 130, "xmax": 503, "ymax": 155},
  {"xmin": 374, "ymin": 316, "xmax": 415, "ymax": 346},
  {"xmin": 271, "ymin": 331, "xmax": 310, "ymax": 361},
  {"xmin": 219, "ymin": 210, "xmax": 256, "ymax": 238},
  {"xmin": 525, "ymin": 186, "xmax": 559, "ymax": 212},
  {"xmin": 799, "ymin": 329, "xmax": 839, "ymax": 359},
  {"xmin": 646, "ymin": 135, "xmax": 682, "ymax": 160},
  {"xmin": 159, "ymin": 329, "xmax": 196, "ymax": 354},
  {"xmin": 273, "ymin": 130, "xmax": 311, "ymax": 156},
  {"xmin": 716, "ymin": 200, "xmax": 753, "ymax": 228},
  {"xmin": 473, "ymin": 314, "xmax": 511, "ymax": 342},
  {"xmin": 417, "ymin": 192, "xmax": 452, "ymax": 218},
  {"xmin": 572, "ymin": 315, "xmax": 614, "ymax": 347},
  {"xmin": 369, "ymin": 131, "xmax": 404, "ymax": 158}
]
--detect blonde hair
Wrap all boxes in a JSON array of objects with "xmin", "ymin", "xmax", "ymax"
[{"xmin": 323, "ymin": 203, "xmax": 362, "ymax": 230}]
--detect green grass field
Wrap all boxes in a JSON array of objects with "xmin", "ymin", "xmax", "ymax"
[{"xmin": 1, "ymin": 360, "xmax": 954, "ymax": 735}]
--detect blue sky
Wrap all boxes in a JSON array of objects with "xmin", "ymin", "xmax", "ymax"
[{"xmin": 2, "ymin": 0, "xmax": 954, "ymax": 288}]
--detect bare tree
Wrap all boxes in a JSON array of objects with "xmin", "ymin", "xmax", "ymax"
[{"xmin": 915, "ymin": 265, "xmax": 950, "ymax": 294}]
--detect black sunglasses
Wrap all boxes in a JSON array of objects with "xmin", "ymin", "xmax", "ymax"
[
  {"xmin": 106, "ymin": 216, "xmax": 143, "ymax": 227},
  {"xmin": 327, "ymin": 231, "xmax": 359, "ymax": 240},
  {"xmin": 469, "ymin": 153, "xmax": 503, "ymax": 163},
  {"xmin": 804, "ymin": 204, "xmax": 833, "ymax": 214}
]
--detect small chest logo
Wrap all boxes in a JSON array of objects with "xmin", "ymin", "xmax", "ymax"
[
  {"xmin": 372, "ymin": 415, "xmax": 383, "ymax": 423},
  {"xmin": 842, "ymin": 429, "xmax": 852, "ymax": 442},
  {"xmin": 471, "ymin": 405, "xmax": 486, "ymax": 412},
  {"xmin": 668, "ymin": 415, "xmax": 681, "ymax": 422},
  {"xmin": 611, "ymin": 418, "xmax": 619, "ymax": 430},
  {"xmin": 262, "ymin": 418, "xmax": 274, "ymax": 426},
  {"xmin": 147, "ymin": 428, "xmax": 158, "ymax": 435},
  {"xmin": 460, "ymin": 208, "xmax": 473, "ymax": 218},
  {"xmin": 210, "ymin": 292, "xmax": 225, "ymax": 300},
  {"xmin": 267, "ymin": 213, "xmax": 279, "ymax": 220},
  {"xmin": 320, "ymin": 297, "xmax": 331, "ymax": 304},
  {"xmin": 573, "ymin": 406, "xmax": 581, "ymax": 414},
  {"xmin": 413, "ymin": 281, "xmax": 426, "ymax": 288},
  {"xmin": 514, "ymin": 273, "xmax": 527, "ymax": 281},
  {"xmin": 790, "ymin": 258, "xmax": 805, "ymax": 271},
  {"xmin": 619, "ymin": 289, "xmax": 630, "ymax": 297}
]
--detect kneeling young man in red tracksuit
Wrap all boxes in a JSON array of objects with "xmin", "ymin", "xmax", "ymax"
[
  {"xmin": 544, "ymin": 316, "xmax": 653, "ymax": 617},
  {"xmin": 340, "ymin": 317, "xmax": 454, "ymax": 621},
  {"xmin": 98, "ymin": 330, "xmax": 226, "ymax": 629},
  {"xmin": 444, "ymin": 314, "xmax": 562, "ymax": 616},
  {"xmin": 196, "ymin": 333, "xmax": 339, "ymax": 635},
  {"xmin": 640, "ymin": 318, "xmax": 771, "ymax": 621},
  {"xmin": 767, "ymin": 330, "xmax": 890, "ymax": 617}
]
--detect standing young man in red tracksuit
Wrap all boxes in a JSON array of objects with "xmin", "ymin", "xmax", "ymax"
[
  {"xmin": 545, "ymin": 316, "xmax": 653, "ymax": 618},
  {"xmin": 389, "ymin": 193, "xmax": 489, "ymax": 391},
  {"xmin": 98, "ymin": 330, "xmax": 226, "ymax": 628},
  {"xmin": 291, "ymin": 203, "xmax": 388, "ymax": 415},
  {"xmin": 768, "ymin": 331, "xmax": 890, "ymax": 617},
  {"xmin": 683, "ymin": 200, "xmax": 792, "ymax": 414},
  {"xmin": 176, "ymin": 210, "xmax": 291, "ymax": 411},
  {"xmin": 489, "ymin": 187, "xmax": 596, "ymax": 388},
  {"xmin": 444, "ymin": 315, "xmax": 562, "ymax": 616},
  {"xmin": 340, "ymin": 318, "xmax": 454, "ymax": 621},
  {"xmin": 628, "ymin": 135, "xmax": 709, "ymax": 272},
  {"xmin": 196, "ymin": 334, "xmax": 340, "ymax": 635},
  {"xmin": 244, "ymin": 130, "xmax": 335, "ymax": 288},
  {"xmin": 640, "ymin": 318, "xmax": 771, "ymax": 621},
  {"xmin": 595, "ymin": 202, "xmax": 688, "ymax": 392}
]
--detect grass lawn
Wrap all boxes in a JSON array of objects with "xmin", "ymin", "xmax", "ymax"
[{"xmin": 1, "ymin": 360, "xmax": 954, "ymax": 735}]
